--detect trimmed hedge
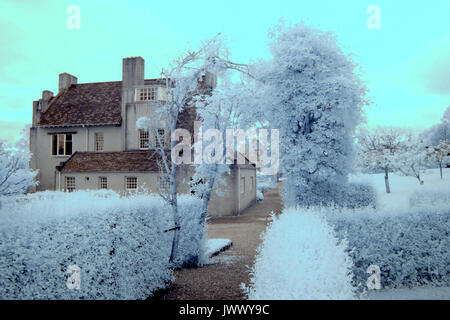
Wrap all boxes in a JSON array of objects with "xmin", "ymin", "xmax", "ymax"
[
  {"xmin": 329, "ymin": 205, "xmax": 450, "ymax": 290},
  {"xmin": 0, "ymin": 191, "xmax": 204, "ymax": 299}
]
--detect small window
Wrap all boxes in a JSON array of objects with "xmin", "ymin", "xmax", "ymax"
[
  {"xmin": 250, "ymin": 176, "xmax": 254, "ymax": 191},
  {"xmin": 99, "ymin": 177, "xmax": 107, "ymax": 189},
  {"xmin": 240, "ymin": 177, "xmax": 245, "ymax": 194},
  {"xmin": 65, "ymin": 176, "xmax": 75, "ymax": 192},
  {"xmin": 135, "ymin": 87, "xmax": 157, "ymax": 101},
  {"xmin": 139, "ymin": 130, "xmax": 149, "ymax": 149},
  {"xmin": 158, "ymin": 174, "xmax": 169, "ymax": 191},
  {"xmin": 51, "ymin": 134, "xmax": 72, "ymax": 156},
  {"xmin": 95, "ymin": 133, "xmax": 104, "ymax": 152},
  {"xmin": 126, "ymin": 177, "xmax": 137, "ymax": 190},
  {"xmin": 156, "ymin": 129, "xmax": 165, "ymax": 148}
]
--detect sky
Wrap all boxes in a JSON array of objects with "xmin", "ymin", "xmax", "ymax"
[{"xmin": 0, "ymin": 0, "xmax": 449, "ymax": 142}]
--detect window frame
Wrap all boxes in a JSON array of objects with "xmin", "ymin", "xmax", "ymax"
[
  {"xmin": 51, "ymin": 133, "xmax": 72, "ymax": 156},
  {"xmin": 156, "ymin": 129, "xmax": 165, "ymax": 148},
  {"xmin": 139, "ymin": 129, "xmax": 150, "ymax": 149},
  {"xmin": 135, "ymin": 87, "xmax": 158, "ymax": 102},
  {"xmin": 125, "ymin": 176, "xmax": 138, "ymax": 190},
  {"xmin": 65, "ymin": 176, "xmax": 76, "ymax": 192},
  {"xmin": 94, "ymin": 132, "xmax": 104, "ymax": 152},
  {"xmin": 98, "ymin": 176, "xmax": 107, "ymax": 189}
]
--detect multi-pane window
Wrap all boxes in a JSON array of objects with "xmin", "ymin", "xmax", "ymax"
[
  {"xmin": 65, "ymin": 176, "xmax": 75, "ymax": 192},
  {"xmin": 139, "ymin": 130, "xmax": 149, "ymax": 149},
  {"xmin": 126, "ymin": 177, "xmax": 137, "ymax": 190},
  {"xmin": 240, "ymin": 177, "xmax": 245, "ymax": 194},
  {"xmin": 95, "ymin": 132, "xmax": 104, "ymax": 152},
  {"xmin": 51, "ymin": 134, "xmax": 72, "ymax": 156},
  {"xmin": 135, "ymin": 87, "xmax": 157, "ymax": 101},
  {"xmin": 156, "ymin": 129, "xmax": 165, "ymax": 148},
  {"xmin": 158, "ymin": 174, "xmax": 169, "ymax": 191},
  {"xmin": 99, "ymin": 177, "xmax": 107, "ymax": 189}
]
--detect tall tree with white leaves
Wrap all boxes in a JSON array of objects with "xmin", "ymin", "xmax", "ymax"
[
  {"xmin": 137, "ymin": 34, "xmax": 249, "ymax": 264},
  {"xmin": 356, "ymin": 126, "xmax": 406, "ymax": 193},
  {"xmin": 256, "ymin": 21, "xmax": 368, "ymax": 206},
  {"xmin": 191, "ymin": 83, "xmax": 245, "ymax": 222}
]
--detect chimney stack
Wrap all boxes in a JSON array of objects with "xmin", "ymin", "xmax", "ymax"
[
  {"xmin": 32, "ymin": 90, "xmax": 54, "ymax": 127},
  {"xmin": 122, "ymin": 57, "xmax": 145, "ymax": 88},
  {"xmin": 58, "ymin": 73, "xmax": 77, "ymax": 93},
  {"xmin": 42, "ymin": 90, "xmax": 54, "ymax": 101}
]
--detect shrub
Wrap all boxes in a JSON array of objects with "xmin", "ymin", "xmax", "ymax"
[
  {"xmin": 257, "ymin": 175, "xmax": 277, "ymax": 194},
  {"xmin": 256, "ymin": 189, "xmax": 264, "ymax": 202},
  {"xmin": 245, "ymin": 208, "xmax": 355, "ymax": 300},
  {"xmin": 0, "ymin": 191, "xmax": 204, "ymax": 299},
  {"xmin": 291, "ymin": 181, "xmax": 377, "ymax": 209},
  {"xmin": 409, "ymin": 188, "xmax": 450, "ymax": 208},
  {"xmin": 329, "ymin": 205, "xmax": 450, "ymax": 290}
]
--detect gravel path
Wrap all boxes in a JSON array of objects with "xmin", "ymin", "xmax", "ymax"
[{"xmin": 151, "ymin": 183, "xmax": 283, "ymax": 300}]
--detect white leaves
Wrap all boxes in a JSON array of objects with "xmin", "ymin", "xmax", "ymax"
[
  {"xmin": 0, "ymin": 141, "xmax": 37, "ymax": 197},
  {"xmin": 247, "ymin": 208, "xmax": 355, "ymax": 300},
  {"xmin": 255, "ymin": 21, "xmax": 367, "ymax": 206},
  {"xmin": 0, "ymin": 192, "xmax": 205, "ymax": 299}
]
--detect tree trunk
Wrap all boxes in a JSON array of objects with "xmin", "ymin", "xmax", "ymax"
[
  {"xmin": 439, "ymin": 163, "xmax": 443, "ymax": 179},
  {"xmin": 384, "ymin": 166, "xmax": 390, "ymax": 194},
  {"xmin": 417, "ymin": 175, "xmax": 424, "ymax": 185},
  {"xmin": 169, "ymin": 164, "xmax": 180, "ymax": 265},
  {"xmin": 169, "ymin": 204, "xmax": 180, "ymax": 264}
]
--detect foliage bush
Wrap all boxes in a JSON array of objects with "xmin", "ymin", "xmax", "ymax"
[
  {"xmin": 329, "ymin": 204, "xmax": 450, "ymax": 290},
  {"xmin": 245, "ymin": 208, "xmax": 355, "ymax": 299},
  {"xmin": 292, "ymin": 181, "xmax": 377, "ymax": 209},
  {"xmin": 0, "ymin": 191, "xmax": 204, "ymax": 299}
]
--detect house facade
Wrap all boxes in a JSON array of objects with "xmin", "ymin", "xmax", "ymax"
[{"xmin": 30, "ymin": 57, "xmax": 256, "ymax": 216}]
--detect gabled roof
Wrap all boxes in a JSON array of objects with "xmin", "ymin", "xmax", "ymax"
[
  {"xmin": 59, "ymin": 150, "xmax": 169, "ymax": 173},
  {"xmin": 38, "ymin": 81, "xmax": 122, "ymax": 127},
  {"xmin": 38, "ymin": 79, "xmax": 167, "ymax": 127}
]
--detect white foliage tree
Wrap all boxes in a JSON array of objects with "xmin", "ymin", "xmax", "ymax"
[
  {"xmin": 422, "ymin": 107, "xmax": 449, "ymax": 179},
  {"xmin": 191, "ymin": 84, "xmax": 238, "ymax": 220},
  {"xmin": 395, "ymin": 133, "xmax": 428, "ymax": 185},
  {"xmin": 137, "ymin": 34, "xmax": 249, "ymax": 264},
  {"xmin": 426, "ymin": 140, "xmax": 449, "ymax": 179},
  {"xmin": 356, "ymin": 126, "xmax": 406, "ymax": 193},
  {"xmin": 254, "ymin": 21, "xmax": 368, "ymax": 207},
  {"xmin": 423, "ymin": 106, "xmax": 450, "ymax": 147},
  {"xmin": 0, "ymin": 140, "xmax": 37, "ymax": 199}
]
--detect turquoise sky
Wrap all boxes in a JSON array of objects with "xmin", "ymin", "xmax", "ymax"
[{"xmin": 1, "ymin": 0, "xmax": 449, "ymax": 142}]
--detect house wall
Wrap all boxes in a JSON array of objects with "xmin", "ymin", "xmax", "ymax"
[
  {"xmin": 59, "ymin": 171, "xmax": 160, "ymax": 194},
  {"xmin": 207, "ymin": 167, "xmax": 240, "ymax": 216},
  {"xmin": 238, "ymin": 167, "xmax": 257, "ymax": 213},
  {"xmin": 58, "ymin": 164, "xmax": 256, "ymax": 217},
  {"xmin": 30, "ymin": 125, "xmax": 122, "ymax": 191},
  {"xmin": 125, "ymin": 101, "xmax": 169, "ymax": 150}
]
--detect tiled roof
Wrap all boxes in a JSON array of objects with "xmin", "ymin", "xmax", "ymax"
[
  {"xmin": 38, "ymin": 81, "xmax": 122, "ymax": 127},
  {"xmin": 59, "ymin": 150, "xmax": 169, "ymax": 173},
  {"xmin": 38, "ymin": 79, "xmax": 167, "ymax": 127}
]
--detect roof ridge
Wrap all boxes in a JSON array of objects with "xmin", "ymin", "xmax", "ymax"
[{"xmin": 73, "ymin": 78, "xmax": 166, "ymax": 86}]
